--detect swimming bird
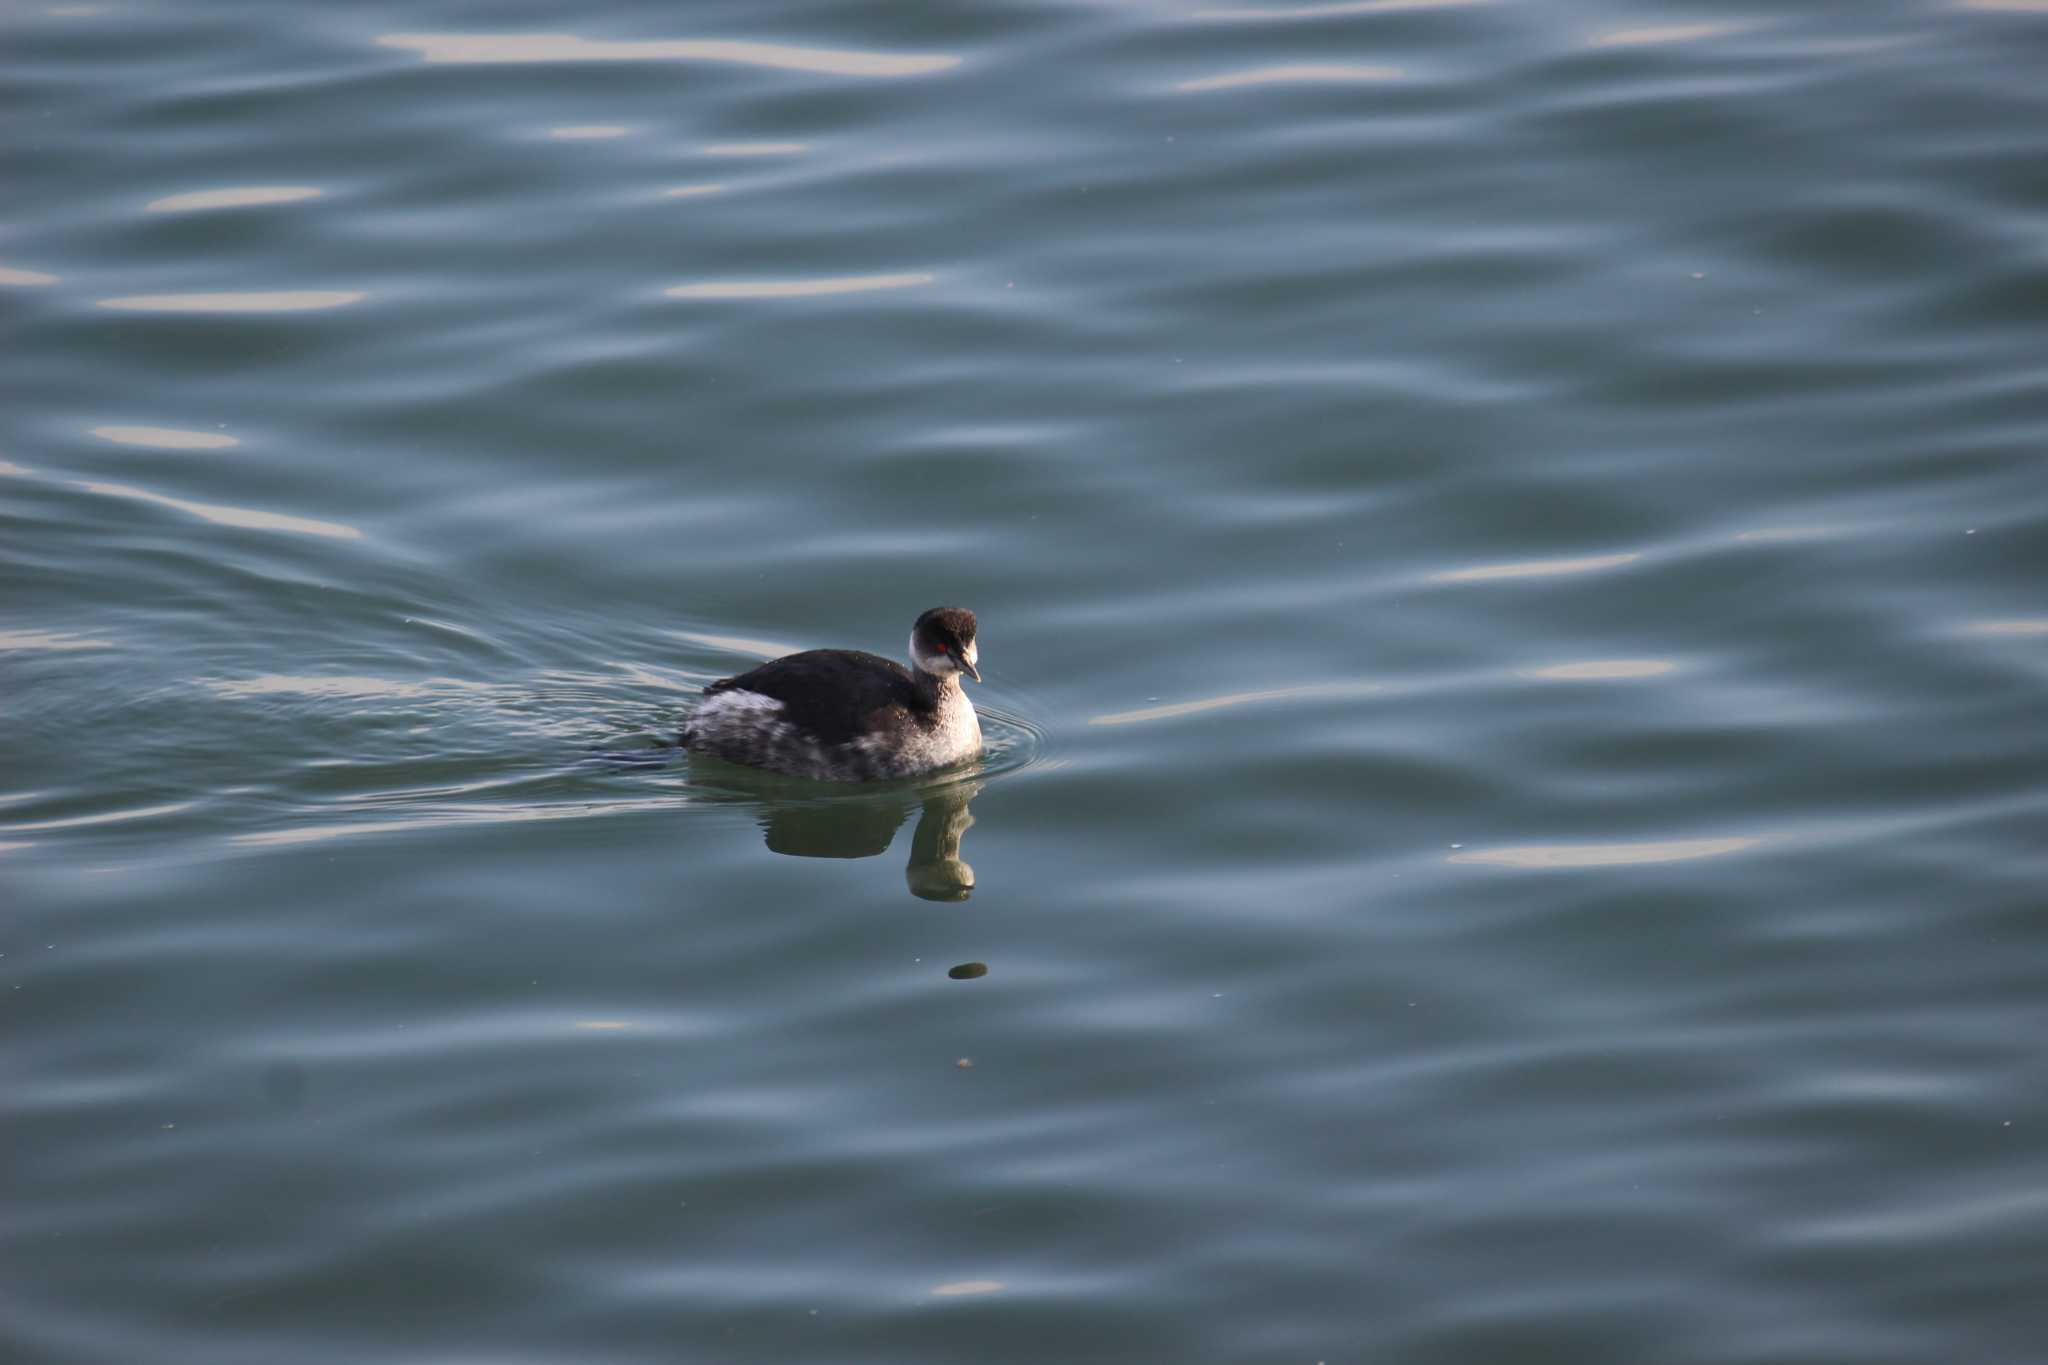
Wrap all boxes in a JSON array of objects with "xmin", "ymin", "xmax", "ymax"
[{"xmin": 681, "ymin": 607, "xmax": 983, "ymax": 781}]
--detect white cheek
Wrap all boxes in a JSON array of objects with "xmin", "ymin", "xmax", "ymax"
[{"xmin": 910, "ymin": 632, "xmax": 964, "ymax": 674}]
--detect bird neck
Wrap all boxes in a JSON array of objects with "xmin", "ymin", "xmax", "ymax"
[{"xmin": 911, "ymin": 667, "xmax": 960, "ymax": 706}]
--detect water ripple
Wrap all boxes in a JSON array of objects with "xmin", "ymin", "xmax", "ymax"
[
  {"xmin": 75, "ymin": 480, "xmax": 362, "ymax": 540},
  {"xmin": 229, "ymin": 798, "xmax": 684, "ymax": 848},
  {"xmin": 2, "ymin": 800, "xmax": 196, "ymax": 835},
  {"xmin": 669, "ymin": 630, "xmax": 802, "ymax": 660},
  {"xmin": 3, "ymin": 456, "xmax": 362, "ymax": 540}
]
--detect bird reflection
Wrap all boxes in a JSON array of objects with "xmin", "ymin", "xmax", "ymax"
[
  {"xmin": 693, "ymin": 762, "xmax": 982, "ymax": 902},
  {"xmin": 902, "ymin": 781, "xmax": 978, "ymax": 902}
]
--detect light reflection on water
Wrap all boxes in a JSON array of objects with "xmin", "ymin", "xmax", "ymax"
[
  {"xmin": 1089, "ymin": 682, "xmax": 1381, "ymax": 726},
  {"xmin": 376, "ymin": 33, "xmax": 960, "ymax": 78},
  {"xmin": 1519, "ymin": 659, "xmax": 1678, "ymax": 681},
  {"xmin": 663, "ymin": 273, "xmax": 934, "ymax": 299},
  {"xmin": 227, "ymin": 798, "xmax": 683, "ymax": 848},
  {"xmin": 1195, "ymin": 0, "xmax": 1484, "ymax": 18},
  {"xmin": 2, "ymin": 458, "xmax": 363, "ymax": 540},
  {"xmin": 204, "ymin": 674, "xmax": 501, "ymax": 700},
  {"xmin": 1177, "ymin": 64, "xmax": 1403, "ymax": 92},
  {"xmin": 144, "ymin": 186, "xmax": 323, "ymax": 214},
  {"xmin": 1588, "ymin": 23, "xmax": 1747, "ymax": 48},
  {"xmin": 1962, "ymin": 619, "xmax": 2048, "ymax": 636},
  {"xmin": 669, "ymin": 630, "xmax": 800, "ymax": 660},
  {"xmin": 1430, "ymin": 551, "xmax": 1640, "ymax": 583},
  {"xmin": 697, "ymin": 142, "xmax": 808, "ymax": 157},
  {"xmin": 1732, "ymin": 525, "xmax": 1855, "ymax": 543},
  {"xmin": 0, "ymin": 631, "xmax": 115, "ymax": 652},
  {"xmin": 94, "ymin": 290, "xmax": 366, "ymax": 313},
  {"xmin": 90, "ymin": 425, "xmax": 239, "ymax": 450},
  {"xmin": 1449, "ymin": 836, "xmax": 1761, "ymax": 868},
  {"xmin": 1, "ymin": 801, "xmax": 196, "ymax": 833},
  {"xmin": 74, "ymin": 480, "xmax": 362, "ymax": 539}
]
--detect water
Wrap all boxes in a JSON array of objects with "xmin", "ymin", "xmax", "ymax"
[{"xmin": 7, "ymin": 1, "xmax": 2048, "ymax": 1360}]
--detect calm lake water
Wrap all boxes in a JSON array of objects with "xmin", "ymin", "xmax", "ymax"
[{"xmin": 7, "ymin": 1, "xmax": 2048, "ymax": 1361}]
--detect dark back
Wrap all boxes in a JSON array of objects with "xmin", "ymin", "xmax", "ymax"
[{"xmin": 703, "ymin": 649, "xmax": 927, "ymax": 749}]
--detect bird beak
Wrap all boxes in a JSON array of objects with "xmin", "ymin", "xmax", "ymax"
[{"xmin": 960, "ymin": 654, "xmax": 981, "ymax": 683}]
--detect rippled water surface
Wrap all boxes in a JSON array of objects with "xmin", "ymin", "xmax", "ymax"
[{"xmin": 8, "ymin": 1, "xmax": 2048, "ymax": 1361}]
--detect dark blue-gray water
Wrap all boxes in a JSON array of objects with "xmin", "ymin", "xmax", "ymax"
[{"xmin": 7, "ymin": 1, "xmax": 2048, "ymax": 1361}]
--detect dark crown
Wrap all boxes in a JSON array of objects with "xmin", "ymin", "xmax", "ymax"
[{"xmin": 914, "ymin": 606, "xmax": 976, "ymax": 650}]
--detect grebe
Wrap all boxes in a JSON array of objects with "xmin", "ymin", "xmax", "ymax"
[{"xmin": 682, "ymin": 608, "xmax": 983, "ymax": 781}]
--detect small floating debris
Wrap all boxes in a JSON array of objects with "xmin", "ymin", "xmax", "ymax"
[{"xmin": 948, "ymin": 962, "xmax": 987, "ymax": 980}]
